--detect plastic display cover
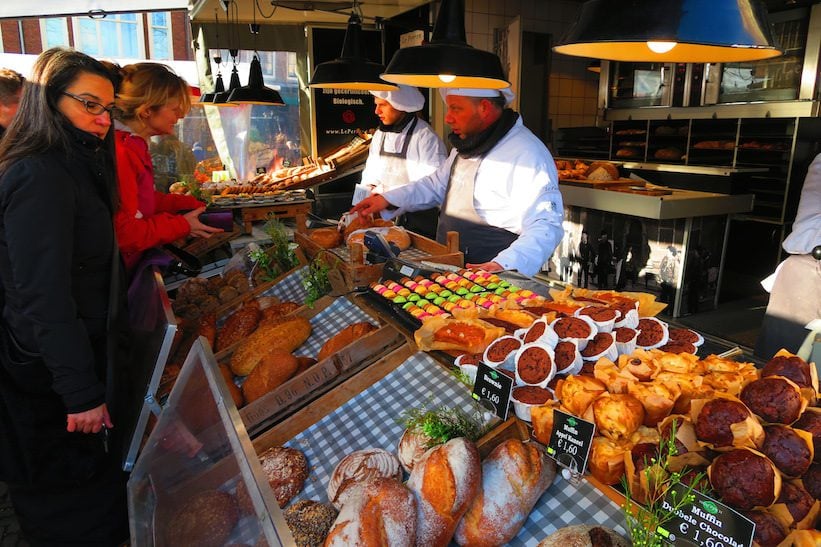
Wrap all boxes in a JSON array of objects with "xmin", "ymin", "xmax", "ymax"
[
  {"xmin": 127, "ymin": 338, "xmax": 293, "ymax": 546},
  {"xmin": 123, "ymin": 267, "xmax": 178, "ymax": 472}
]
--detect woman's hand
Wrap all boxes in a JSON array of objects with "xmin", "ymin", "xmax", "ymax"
[
  {"xmin": 66, "ymin": 403, "xmax": 112, "ymax": 434},
  {"xmin": 183, "ymin": 206, "xmax": 224, "ymax": 239}
]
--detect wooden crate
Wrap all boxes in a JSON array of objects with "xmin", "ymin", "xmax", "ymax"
[
  {"xmin": 236, "ymin": 200, "xmax": 312, "ymax": 234},
  {"xmin": 295, "ymin": 229, "xmax": 463, "ymax": 289}
]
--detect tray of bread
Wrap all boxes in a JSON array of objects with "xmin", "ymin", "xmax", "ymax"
[{"xmin": 556, "ymin": 160, "xmax": 636, "ymax": 187}]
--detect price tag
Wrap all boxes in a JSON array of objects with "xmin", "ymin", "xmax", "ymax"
[
  {"xmin": 546, "ymin": 409, "xmax": 595, "ymax": 475},
  {"xmin": 256, "ymin": 167, "xmax": 267, "ymax": 174},
  {"xmin": 656, "ymin": 484, "xmax": 754, "ymax": 547},
  {"xmin": 471, "ymin": 363, "xmax": 513, "ymax": 420}
]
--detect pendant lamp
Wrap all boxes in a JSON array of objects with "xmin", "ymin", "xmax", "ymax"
[
  {"xmin": 201, "ymin": 8, "xmax": 226, "ymax": 104},
  {"xmin": 213, "ymin": 60, "xmax": 241, "ymax": 105},
  {"xmin": 381, "ymin": 0, "xmax": 509, "ymax": 89},
  {"xmin": 200, "ymin": 72, "xmax": 225, "ymax": 103},
  {"xmin": 228, "ymin": 2, "xmax": 286, "ymax": 105},
  {"xmin": 554, "ymin": 0, "xmax": 783, "ymax": 63},
  {"xmin": 309, "ymin": 13, "xmax": 397, "ymax": 91},
  {"xmin": 586, "ymin": 60, "xmax": 601, "ymax": 73}
]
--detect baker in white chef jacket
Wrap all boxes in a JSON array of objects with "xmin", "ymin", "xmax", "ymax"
[
  {"xmin": 353, "ymin": 84, "xmax": 446, "ymax": 239},
  {"xmin": 351, "ymin": 87, "xmax": 564, "ymax": 276}
]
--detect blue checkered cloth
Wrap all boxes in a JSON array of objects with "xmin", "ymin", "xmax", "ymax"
[
  {"xmin": 285, "ymin": 352, "xmax": 627, "ymax": 545},
  {"xmin": 260, "ymin": 265, "xmax": 309, "ymax": 302}
]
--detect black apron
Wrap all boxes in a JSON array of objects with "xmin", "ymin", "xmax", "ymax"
[{"xmin": 436, "ymin": 155, "xmax": 518, "ymax": 265}]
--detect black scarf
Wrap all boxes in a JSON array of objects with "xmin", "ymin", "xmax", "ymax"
[
  {"xmin": 61, "ymin": 120, "xmax": 117, "ymax": 212},
  {"xmin": 448, "ymin": 108, "xmax": 519, "ymax": 158},
  {"xmin": 378, "ymin": 112, "xmax": 414, "ymax": 133}
]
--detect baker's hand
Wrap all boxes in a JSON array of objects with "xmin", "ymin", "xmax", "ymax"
[
  {"xmin": 184, "ymin": 207, "xmax": 224, "ymax": 239},
  {"xmin": 67, "ymin": 403, "xmax": 113, "ymax": 434},
  {"xmin": 350, "ymin": 194, "xmax": 389, "ymax": 217},
  {"xmin": 466, "ymin": 261, "xmax": 503, "ymax": 273}
]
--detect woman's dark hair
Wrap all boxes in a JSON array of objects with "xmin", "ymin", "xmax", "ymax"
[{"xmin": 0, "ymin": 47, "xmax": 117, "ymax": 175}]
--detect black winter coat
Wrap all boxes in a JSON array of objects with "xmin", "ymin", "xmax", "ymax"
[{"xmin": 0, "ymin": 125, "xmax": 122, "ymax": 485}]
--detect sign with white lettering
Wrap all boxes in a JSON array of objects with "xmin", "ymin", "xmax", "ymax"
[
  {"xmin": 546, "ymin": 409, "xmax": 595, "ymax": 475},
  {"xmin": 471, "ymin": 363, "xmax": 513, "ymax": 420},
  {"xmin": 656, "ymin": 484, "xmax": 754, "ymax": 547}
]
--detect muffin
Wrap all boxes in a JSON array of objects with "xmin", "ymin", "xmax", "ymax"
[
  {"xmin": 709, "ymin": 448, "xmax": 781, "ymax": 510},
  {"xmin": 693, "ymin": 397, "xmax": 763, "ymax": 449},
  {"xmin": 792, "ymin": 408, "xmax": 821, "ymax": 463},
  {"xmin": 760, "ymin": 425, "xmax": 813, "ymax": 478},
  {"xmin": 740, "ymin": 376, "xmax": 805, "ymax": 424},
  {"xmin": 514, "ymin": 343, "xmax": 556, "ymax": 388}
]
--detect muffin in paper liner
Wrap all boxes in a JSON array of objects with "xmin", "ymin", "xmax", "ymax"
[
  {"xmin": 575, "ymin": 305, "xmax": 619, "ymax": 334},
  {"xmin": 740, "ymin": 375, "xmax": 808, "ymax": 425},
  {"xmin": 583, "ymin": 392, "xmax": 645, "ymax": 441},
  {"xmin": 708, "ymin": 447, "xmax": 782, "ymax": 510},
  {"xmin": 550, "ymin": 314, "xmax": 598, "ymax": 351},
  {"xmin": 612, "ymin": 327, "xmax": 638, "ymax": 356},
  {"xmin": 613, "ymin": 305, "xmax": 640, "ymax": 329},
  {"xmin": 593, "ymin": 357, "xmax": 637, "ymax": 395},
  {"xmin": 511, "ymin": 385, "xmax": 554, "ymax": 422},
  {"xmin": 617, "ymin": 349, "xmax": 664, "ymax": 382},
  {"xmin": 760, "ymin": 425, "xmax": 814, "ymax": 479},
  {"xmin": 690, "ymin": 393, "xmax": 765, "ymax": 451},
  {"xmin": 635, "ymin": 316, "xmax": 670, "ymax": 349},
  {"xmin": 588, "ymin": 435, "xmax": 632, "ymax": 485},
  {"xmin": 793, "ymin": 407, "xmax": 821, "ymax": 463},
  {"xmin": 623, "ymin": 439, "xmax": 667, "ymax": 505},
  {"xmin": 516, "ymin": 315, "xmax": 559, "ymax": 347},
  {"xmin": 628, "ymin": 381, "xmax": 681, "ymax": 428},
  {"xmin": 762, "ymin": 349, "xmax": 819, "ymax": 407},
  {"xmin": 579, "ymin": 332, "xmax": 618, "ymax": 363},
  {"xmin": 775, "ymin": 529, "xmax": 821, "ymax": 546},
  {"xmin": 668, "ymin": 327, "xmax": 705, "ymax": 347},
  {"xmin": 766, "ymin": 479, "xmax": 820, "ymax": 531},
  {"xmin": 553, "ymin": 339, "xmax": 583, "ymax": 376},
  {"xmin": 555, "ymin": 375, "xmax": 607, "ymax": 417},
  {"xmin": 513, "ymin": 342, "xmax": 557, "ymax": 388},
  {"xmin": 482, "ymin": 334, "xmax": 523, "ymax": 369}
]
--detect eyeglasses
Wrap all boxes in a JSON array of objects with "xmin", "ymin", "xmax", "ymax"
[{"xmin": 62, "ymin": 91, "xmax": 118, "ymax": 116}]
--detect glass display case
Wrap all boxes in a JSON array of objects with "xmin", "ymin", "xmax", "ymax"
[
  {"xmin": 128, "ymin": 339, "xmax": 292, "ymax": 546},
  {"xmin": 607, "ymin": 62, "xmax": 671, "ymax": 108}
]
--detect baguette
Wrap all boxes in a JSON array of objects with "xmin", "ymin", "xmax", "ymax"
[
  {"xmin": 317, "ymin": 322, "xmax": 377, "ymax": 362},
  {"xmin": 324, "ymin": 477, "xmax": 417, "ymax": 547},
  {"xmin": 454, "ymin": 439, "xmax": 556, "ymax": 546},
  {"xmin": 406, "ymin": 438, "xmax": 481, "ymax": 547}
]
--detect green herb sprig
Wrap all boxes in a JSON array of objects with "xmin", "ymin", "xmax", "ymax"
[
  {"xmin": 621, "ymin": 422, "xmax": 707, "ymax": 547},
  {"xmin": 302, "ymin": 256, "xmax": 333, "ymax": 308},
  {"xmin": 398, "ymin": 404, "xmax": 490, "ymax": 449},
  {"xmin": 263, "ymin": 214, "xmax": 299, "ymax": 271},
  {"xmin": 248, "ymin": 247, "xmax": 279, "ymax": 282}
]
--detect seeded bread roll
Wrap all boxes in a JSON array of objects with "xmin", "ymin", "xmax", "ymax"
[
  {"xmin": 166, "ymin": 490, "xmax": 240, "ymax": 547},
  {"xmin": 537, "ymin": 525, "xmax": 630, "ymax": 547}
]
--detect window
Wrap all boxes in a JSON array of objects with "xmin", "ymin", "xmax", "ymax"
[
  {"xmin": 286, "ymin": 52, "xmax": 297, "ymax": 80},
  {"xmin": 73, "ymin": 13, "xmax": 142, "ymax": 58},
  {"xmin": 148, "ymin": 12, "xmax": 172, "ymax": 60},
  {"xmin": 41, "ymin": 18, "xmax": 70, "ymax": 49}
]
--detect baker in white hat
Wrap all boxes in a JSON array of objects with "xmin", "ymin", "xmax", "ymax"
[
  {"xmin": 352, "ymin": 87, "xmax": 563, "ymax": 276},
  {"xmin": 352, "ymin": 84, "xmax": 446, "ymax": 238}
]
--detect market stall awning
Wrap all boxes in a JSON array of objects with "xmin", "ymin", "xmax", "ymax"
[{"xmin": 0, "ymin": 0, "xmax": 189, "ymax": 19}]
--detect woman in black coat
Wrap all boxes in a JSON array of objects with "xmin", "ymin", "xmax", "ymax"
[{"xmin": 0, "ymin": 48, "xmax": 128, "ymax": 545}]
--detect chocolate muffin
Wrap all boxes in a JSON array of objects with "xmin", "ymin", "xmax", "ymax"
[
  {"xmin": 636, "ymin": 318, "xmax": 666, "ymax": 347},
  {"xmin": 659, "ymin": 416, "xmax": 691, "ymax": 457},
  {"xmin": 513, "ymin": 385, "xmax": 553, "ymax": 405},
  {"xmin": 776, "ymin": 480, "xmax": 815, "ymax": 524},
  {"xmin": 580, "ymin": 332, "xmax": 614, "ymax": 358},
  {"xmin": 657, "ymin": 341, "xmax": 696, "ymax": 354},
  {"xmin": 741, "ymin": 509, "xmax": 787, "ymax": 547},
  {"xmin": 679, "ymin": 467, "xmax": 710, "ymax": 492},
  {"xmin": 793, "ymin": 409, "xmax": 821, "ymax": 463},
  {"xmin": 710, "ymin": 449, "xmax": 778, "ymax": 510},
  {"xmin": 630, "ymin": 442, "xmax": 659, "ymax": 472},
  {"xmin": 523, "ymin": 321, "xmax": 548, "ymax": 344},
  {"xmin": 614, "ymin": 327, "xmax": 637, "ymax": 343},
  {"xmin": 761, "ymin": 425, "xmax": 813, "ymax": 477},
  {"xmin": 485, "ymin": 336, "xmax": 522, "ymax": 364},
  {"xmin": 694, "ymin": 398, "xmax": 753, "ymax": 447},
  {"xmin": 801, "ymin": 462, "xmax": 821, "ymax": 500},
  {"xmin": 668, "ymin": 328, "xmax": 701, "ymax": 345},
  {"xmin": 554, "ymin": 341, "xmax": 578, "ymax": 373},
  {"xmin": 579, "ymin": 306, "xmax": 618, "ymax": 323},
  {"xmin": 553, "ymin": 317, "xmax": 593, "ymax": 339},
  {"xmin": 761, "ymin": 355, "xmax": 813, "ymax": 388},
  {"xmin": 516, "ymin": 345, "xmax": 553, "ymax": 384},
  {"xmin": 740, "ymin": 377, "xmax": 803, "ymax": 424}
]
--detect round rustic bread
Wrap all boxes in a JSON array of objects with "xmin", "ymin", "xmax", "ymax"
[
  {"xmin": 166, "ymin": 490, "xmax": 240, "ymax": 547},
  {"xmin": 283, "ymin": 499, "xmax": 338, "ymax": 546},
  {"xmin": 327, "ymin": 448, "xmax": 403, "ymax": 508},
  {"xmin": 538, "ymin": 525, "xmax": 630, "ymax": 547},
  {"xmin": 259, "ymin": 446, "xmax": 309, "ymax": 508}
]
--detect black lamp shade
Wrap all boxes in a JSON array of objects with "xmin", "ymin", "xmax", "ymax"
[
  {"xmin": 228, "ymin": 56, "xmax": 285, "ymax": 105},
  {"xmin": 382, "ymin": 0, "xmax": 509, "ymax": 89},
  {"xmin": 200, "ymin": 73, "xmax": 225, "ymax": 103},
  {"xmin": 309, "ymin": 14, "xmax": 397, "ymax": 91},
  {"xmin": 213, "ymin": 66, "xmax": 241, "ymax": 105},
  {"xmin": 554, "ymin": 0, "xmax": 783, "ymax": 63}
]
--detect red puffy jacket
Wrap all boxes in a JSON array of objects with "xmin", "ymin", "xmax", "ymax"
[{"xmin": 114, "ymin": 129, "xmax": 203, "ymax": 271}]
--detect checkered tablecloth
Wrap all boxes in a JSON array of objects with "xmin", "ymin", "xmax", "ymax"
[
  {"xmin": 325, "ymin": 244, "xmax": 437, "ymax": 263},
  {"xmin": 285, "ymin": 352, "xmax": 627, "ymax": 545},
  {"xmin": 260, "ymin": 265, "xmax": 309, "ymax": 303}
]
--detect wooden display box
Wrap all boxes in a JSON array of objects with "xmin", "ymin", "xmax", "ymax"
[{"xmin": 295, "ymin": 229, "xmax": 463, "ymax": 289}]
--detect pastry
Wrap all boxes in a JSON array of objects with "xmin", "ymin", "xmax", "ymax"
[
  {"xmin": 692, "ymin": 396, "xmax": 764, "ymax": 449},
  {"xmin": 793, "ymin": 408, "xmax": 821, "ymax": 462},
  {"xmin": 230, "ymin": 317, "xmax": 312, "ymax": 376},
  {"xmin": 741, "ymin": 509, "xmax": 787, "ymax": 546},
  {"xmin": 514, "ymin": 343, "xmax": 556, "ymax": 387}
]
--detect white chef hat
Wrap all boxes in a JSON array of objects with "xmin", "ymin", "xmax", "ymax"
[
  {"xmin": 370, "ymin": 85, "xmax": 425, "ymax": 112},
  {"xmin": 438, "ymin": 87, "xmax": 515, "ymax": 107}
]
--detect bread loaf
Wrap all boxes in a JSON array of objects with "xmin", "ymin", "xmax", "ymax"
[
  {"xmin": 324, "ymin": 477, "xmax": 417, "ymax": 547},
  {"xmin": 217, "ymin": 302, "xmax": 261, "ymax": 350},
  {"xmin": 230, "ymin": 316, "xmax": 312, "ymax": 376},
  {"xmin": 537, "ymin": 525, "xmax": 630, "ymax": 547},
  {"xmin": 347, "ymin": 227, "xmax": 412, "ymax": 251},
  {"xmin": 584, "ymin": 162, "xmax": 619, "ymax": 181},
  {"xmin": 241, "ymin": 351, "xmax": 299, "ymax": 403},
  {"xmin": 165, "ymin": 490, "xmax": 239, "ymax": 547},
  {"xmin": 455, "ymin": 439, "xmax": 556, "ymax": 546},
  {"xmin": 406, "ymin": 438, "xmax": 481, "ymax": 547},
  {"xmin": 327, "ymin": 449, "xmax": 403, "ymax": 509},
  {"xmin": 309, "ymin": 227, "xmax": 343, "ymax": 249},
  {"xmin": 317, "ymin": 322, "xmax": 377, "ymax": 362},
  {"xmin": 259, "ymin": 446, "xmax": 309, "ymax": 508}
]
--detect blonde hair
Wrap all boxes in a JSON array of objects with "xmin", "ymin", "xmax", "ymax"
[{"xmin": 114, "ymin": 62, "xmax": 190, "ymax": 121}]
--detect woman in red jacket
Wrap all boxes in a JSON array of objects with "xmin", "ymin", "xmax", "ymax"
[{"xmin": 112, "ymin": 62, "xmax": 221, "ymax": 273}]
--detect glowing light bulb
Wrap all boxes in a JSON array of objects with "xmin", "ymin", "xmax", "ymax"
[
  {"xmin": 438, "ymin": 74, "xmax": 456, "ymax": 83},
  {"xmin": 647, "ymin": 41, "xmax": 677, "ymax": 54}
]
